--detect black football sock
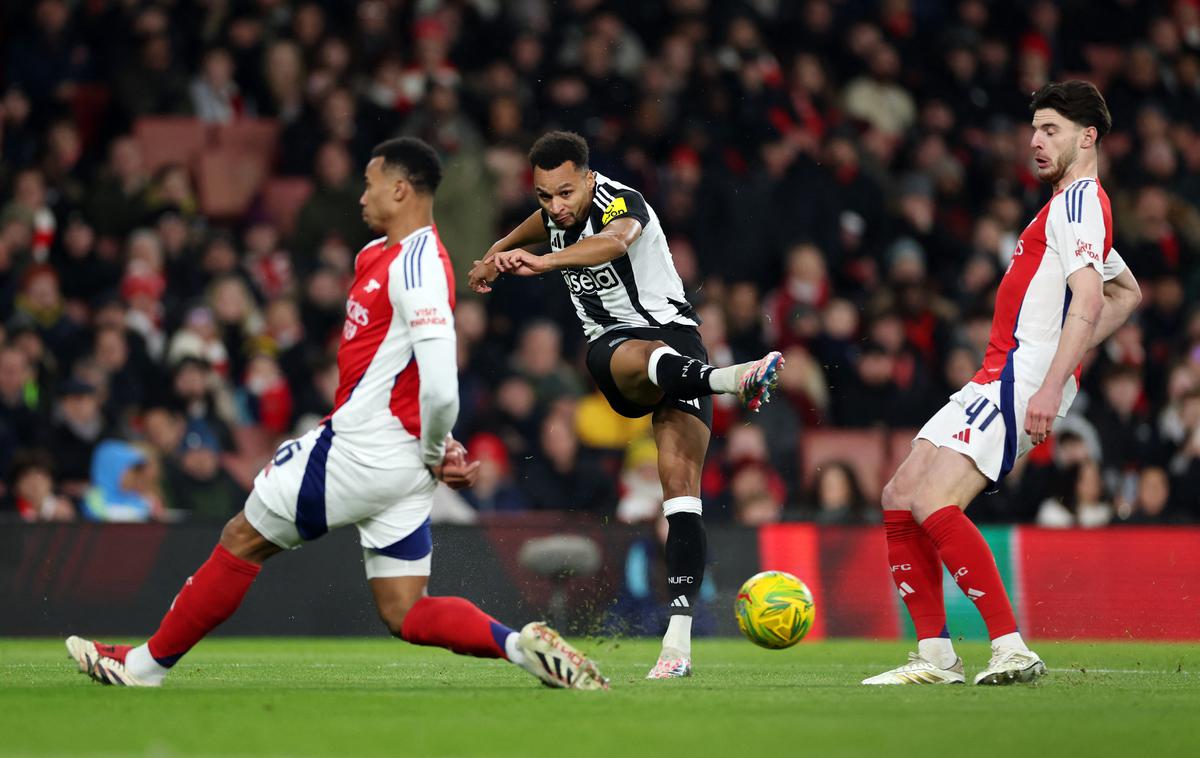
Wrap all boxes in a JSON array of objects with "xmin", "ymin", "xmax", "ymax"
[
  {"xmin": 664, "ymin": 510, "xmax": 706, "ymax": 615},
  {"xmin": 648, "ymin": 347, "xmax": 719, "ymax": 399}
]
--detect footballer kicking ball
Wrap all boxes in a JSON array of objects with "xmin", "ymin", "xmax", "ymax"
[{"xmin": 734, "ymin": 570, "xmax": 815, "ymax": 649}]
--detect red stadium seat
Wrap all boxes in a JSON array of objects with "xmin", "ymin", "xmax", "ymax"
[
  {"xmin": 800, "ymin": 428, "xmax": 888, "ymax": 503},
  {"xmin": 215, "ymin": 119, "xmax": 281, "ymax": 168},
  {"xmin": 196, "ymin": 147, "xmax": 269, "ymax": 218},
  {"xmin": 133, "ymin": 117, "xmax": 211, "ymax": 173},
  {"xmin": 260, "ymin": 177, "xmax": 315, "ymax": 237}
]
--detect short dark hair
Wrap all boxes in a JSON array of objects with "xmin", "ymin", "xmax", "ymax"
[
  {"xmin": 371, "ymin": 137, "xmax": 442, "ymax": 194},
  {"xmin": 528, "ymin": 131, "xmax": 589, "ymax": 171},
  {"xmin": 1030, "ymin": 80, "xmax": 1112, "ymax": 142}
]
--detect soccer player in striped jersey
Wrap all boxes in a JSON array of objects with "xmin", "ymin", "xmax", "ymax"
[
  {"xmin": 468, "ymin": 131, "xmax": 784, "ymax": 679},
  {"xmin": 864, "ymin": 82, "xmax": 1142, "ymax": 686},
  {"xmin": 65, "ymin": 138, "xmax": 607, "ymax": 691}
]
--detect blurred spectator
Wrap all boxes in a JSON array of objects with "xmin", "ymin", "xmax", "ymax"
[
  {"xmin": 6, "ymin": 450, "xmax": 75, "ymax": 522},
  {"xmin": 574, "ymin": 389, "xmax": 652, "ymax": 454},
  {"xmin": 113, "ymin": 32, "xmax": 191, "ymax": 117},
  {"xmin": 171, "ymin": 357, "xmax": 235, "ymax": 453},
  {"xmin": 85, "ymin": 136, "xmax": 150, "ymax": 239},
  {"xmin": 14, "ymin": 264, "xmax": 78, "ymax": 366},
  {"xmin": 0, "ymin": 345, "xmax": 43, "ymax": 454},
  {"xmin": 843, "ymin": 43, "xmax": 916, "ymax": 137},
  {"xmin": 730, "ymin": 459, "xmax": 786, "ymax": 526},
  {"xmin": 291, "ymin": 142, "xmax": 368, "ymax": 270},
  {"xmin": 1088, "ymin": 365, "xmax": 1164, "ymax": 492},
  {"xmin": 81, "ymin": 439, "xmax": 162, "ymax": 522},
  {"xmin": 49, "ymin": 378, "xmax": 106, "ymax": 496},
  {"xmin": 190, "ymin": 47, "xmax": 243, "ymax": 123},
  {"xmin": 162, "ymin": 420, "xmax": 245, "ymax": 521},
  {"xmin": 459, "ymin": 432, "xmax": 527, "ymax": 513},
  {"xmin": 616, "ymin": 437, "xmax": 662, "ymax": 524},
  {"xmin": 1036, "ymin": 459, "xmax": 1114, "ymax": 529},
  {"xmin": 1121, "ymin": 466, "xmax": 1174, "ymax": 525},
  {"xmin": 519, "ymin": 408, "xmax": 615, "ymax": 513},
  {"xmin": 238, "ymin": 354, "xmax": 293, "ymax": 434},
  {"xmin": 1, "ymin": 168, "xmax": 56, "ymax": 261},
  {"xmin": 837, "ymin": 342, "xmax": 902, "ymax": 427},
  {"xmin": 511, "ymin": 321, "xmax": 583, "ymax": 406},
  {"xmin": 803, "ymin": 461, "xmax": 877, "ymax": 525}
]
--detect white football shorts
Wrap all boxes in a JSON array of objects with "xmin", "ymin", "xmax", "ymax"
[
  {"xmin": 915, "ymin": 381, "xmax": 1050, "ymax": 485},
  {"xmin": 244, "ymin": 422, "xmax": 436, "ymax": 577}
]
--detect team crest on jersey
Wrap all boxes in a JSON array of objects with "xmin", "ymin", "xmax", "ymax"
[
  {"xmin": 602, "ymin": 197, "xmax": 628, "ymax": 224},
  {"xmin": 562, "ymin": 264, "xmax": 620, "ymax": 295}
]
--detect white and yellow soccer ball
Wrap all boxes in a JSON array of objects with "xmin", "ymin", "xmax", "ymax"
[{"xmin": 734, "ymin": 570, "xmax": 815, "ymax": 650}]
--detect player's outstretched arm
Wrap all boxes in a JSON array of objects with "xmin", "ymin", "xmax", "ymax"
[
  {"xmin": 1088, "ymin": 265, "xmax": 1141, "ymax": 350},
  {"xmin": 493, "ymin": 217, "xmax": 643, "ymax": 276},
  {"xmin": 1025, "ymin": 266, "xmax": 1104, "ymax": 445},
  {"xmin": 469, "ymin": 209, "xmax": 550, "ymax": 293}
]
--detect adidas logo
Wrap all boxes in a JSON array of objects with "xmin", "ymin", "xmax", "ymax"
[
  {"xmin": 364, "ymin": 278, "xmax": 381, "ymax": 293},
  {"xmin": 898, "ymin": 581, "xmax": 915, "ymax": 598},
  {"xmin": 669, "ymin": 595, "xmax": 690, "ymax": 608},
  {"xmin": 966, "ymin": 587, "xmax": 986, "ymax": 601},
  {"xmin": 952, "ymin": 428, "xmax": 972, "ymax": 444}
]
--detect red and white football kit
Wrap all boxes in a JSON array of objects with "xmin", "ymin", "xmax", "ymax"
[
  {"xmin": 246, "ymin": 225, "xmax": 458, "ymax": 569},
  {"xmin": 916, "ymin": 177, "xmax": 1127, "ymax": 483}
]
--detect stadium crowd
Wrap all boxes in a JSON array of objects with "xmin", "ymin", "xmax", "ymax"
[{"xmin": 1, "ymin": 0, "xmax": 1198, "ymax": 527}]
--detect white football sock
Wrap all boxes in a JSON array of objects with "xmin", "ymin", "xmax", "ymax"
[
  {"xmin": 918, "ymin": 637, "xmax": 958, "ymax": 669},
  {"xmin": 125, "ymin": 643, "xmax": 169, "ymax": 685},
  {"xmin": 504, "ymin": 632, "xmax": 527, "ymax": 666},
  {"xmin": 991, "ymin": 632, "xmax": 1029, "ymax": 652},
  {"xmin": 706, "ymin": 363, "xmax": 746, "ymax": 394},
  {"xmin": 662, "ymin": 615, "xmax": 692, "ymax": 657}
]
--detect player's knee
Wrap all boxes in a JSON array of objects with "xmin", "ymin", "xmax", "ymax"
[
  {"xmin": 881, "ymin": 477, "xmax": 914, "ymax": 511},
  {"xmin": 910, "ymin": 493, "xmax": 960, "ymax": 524},
  {"xmin": 218, "ymin": 511, "xmax": 278, "ymax": 564}
]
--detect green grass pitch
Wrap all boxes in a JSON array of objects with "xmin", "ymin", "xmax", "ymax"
[{"xmin": 2, "ymin": 637, "xmax": 1197, "ymax": 757}]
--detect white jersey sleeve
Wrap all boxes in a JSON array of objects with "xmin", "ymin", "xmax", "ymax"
[
  {"xmin": 389, "ymin": 235, "xmax": 455, "ymax": 344},
  {"xmin": 1050, "ymin": 180, "xmax": 1107, "ymax": 279},
  {"xmin": 1102, "ymin": 247, "xmax": 1127, "ymax": 282},
  {"xmin": 388, "ymin": 233, "xmax": 458, "ymax": 465}
]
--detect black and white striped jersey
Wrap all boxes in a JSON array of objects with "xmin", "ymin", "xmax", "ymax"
[{"xmin": 542, "ymin": 172, "xmax": 699, "ymax": 341}]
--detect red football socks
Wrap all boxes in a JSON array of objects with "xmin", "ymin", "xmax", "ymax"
[
  {"xmin": 883, "ymin": 510, "xmax": 948, "ymax": 640},
  {"xmin": 400, "ymin": 596, "xmax": 513, "ymax": 659},
  {"xmin": 147, "ymin": 545, "xmax": 261, "ymax": 667},
  {"xmin": 922, "ymin": 505, "xmax": 1018, "ymax": 639}
]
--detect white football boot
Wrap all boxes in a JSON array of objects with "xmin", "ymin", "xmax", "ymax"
[
  {"xmin": 646, "ymin": 649, "xmax": 692, "ymax": 679},
  {"xmin": 862, "ymin": 652, "xmax": 966, "ymax": 685},
  {"xmin": 515, "ymin": 622, "xmax": 609, "ymax": 690},
  {"xmin": 974, "ymin": 647, "xmax": 1046, "ymax": 685},
  {"xmin": 65, "ymin": 636, "xmax": 158, "ymax": 687}
]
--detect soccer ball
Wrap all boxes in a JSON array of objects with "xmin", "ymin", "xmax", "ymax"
[{"xmin": 734, "ymin": 570, "xmax": 815, "ymax": 649}]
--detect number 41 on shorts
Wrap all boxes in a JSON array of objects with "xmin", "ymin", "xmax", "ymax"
[{"xmin": 963, "ymin": 396, "xmax": 1000, "ymax": 432}]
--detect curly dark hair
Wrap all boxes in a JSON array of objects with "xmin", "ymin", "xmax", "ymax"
[{"xmin": 528, "ymin": 130, "xmax": 589, "ymax": 171}]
